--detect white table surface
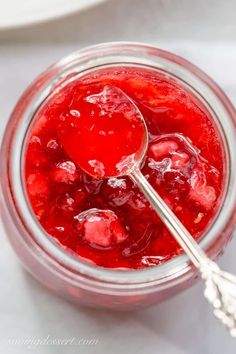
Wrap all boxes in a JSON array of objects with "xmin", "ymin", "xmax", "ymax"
[{"xmin": 0, "ymin": 1, "xmax": 236, "ymax": 353}]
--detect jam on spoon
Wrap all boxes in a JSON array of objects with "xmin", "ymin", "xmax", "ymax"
[{"xmin": 57, "ymin": 84, "xmax": 147, "ymax": 178}]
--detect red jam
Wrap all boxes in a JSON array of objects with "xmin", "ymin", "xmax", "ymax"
[{"xmin": 25, "ymin": 67, "xmax": 224, "ymax": 269}]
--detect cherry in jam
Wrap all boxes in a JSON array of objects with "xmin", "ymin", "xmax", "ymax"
[{"xmin": 25, "ymin": 67, "xmax": 223, "ymax": 269}]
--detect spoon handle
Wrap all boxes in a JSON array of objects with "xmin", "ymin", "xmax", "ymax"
[
  {"xmin": 131, "ymin": 168, "xmax": 236, "ymax": 337},
  {"xmin": 201, "ymin": 261, "xmax": 236, "ymax": 337},
  {"xmin": 131, "ymin": 169, "xmax": 207, "ymax": 267}
]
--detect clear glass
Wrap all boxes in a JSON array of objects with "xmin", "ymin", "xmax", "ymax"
[{"xmin": 1, "ymin": 42, "xmax": 236, "ymax": 310}]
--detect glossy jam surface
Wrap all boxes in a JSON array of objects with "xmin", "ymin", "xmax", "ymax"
[{"xmin": 25, "ymin": 67, "xmax": 224, "ymax": 269}]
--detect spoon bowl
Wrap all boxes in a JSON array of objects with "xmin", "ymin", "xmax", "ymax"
[{"xmin": 58, "ymin": 84, "xmax": 148, "ymax": 179}]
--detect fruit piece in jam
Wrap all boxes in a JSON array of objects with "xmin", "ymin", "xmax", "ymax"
[{"xmin": 25, "ymin": 67, "xmax": 223, "ymax": 269}]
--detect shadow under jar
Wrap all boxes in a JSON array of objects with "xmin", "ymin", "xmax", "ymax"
[{"xmin": 1, "ymin": 42, "xmax": 236, "ymax": 310}]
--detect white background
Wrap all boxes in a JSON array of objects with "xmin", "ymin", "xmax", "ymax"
[{"xmin": 0, "ymin": 0, "xmax": 236, "ymax": 353}]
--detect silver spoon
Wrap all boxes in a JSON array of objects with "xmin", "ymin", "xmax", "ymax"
[{"xmin": 63, "ymin": 85, "xmax": 236, "ymax": 336}]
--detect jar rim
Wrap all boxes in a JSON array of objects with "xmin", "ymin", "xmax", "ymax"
[{"xmin": 2, "ymin": 42, "xmax": 236, "ymax": 287}]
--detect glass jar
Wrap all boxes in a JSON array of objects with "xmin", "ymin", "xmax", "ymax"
[{"xmin": 1, "ymin": 42, "xmax": 236, "ymax": 310}]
